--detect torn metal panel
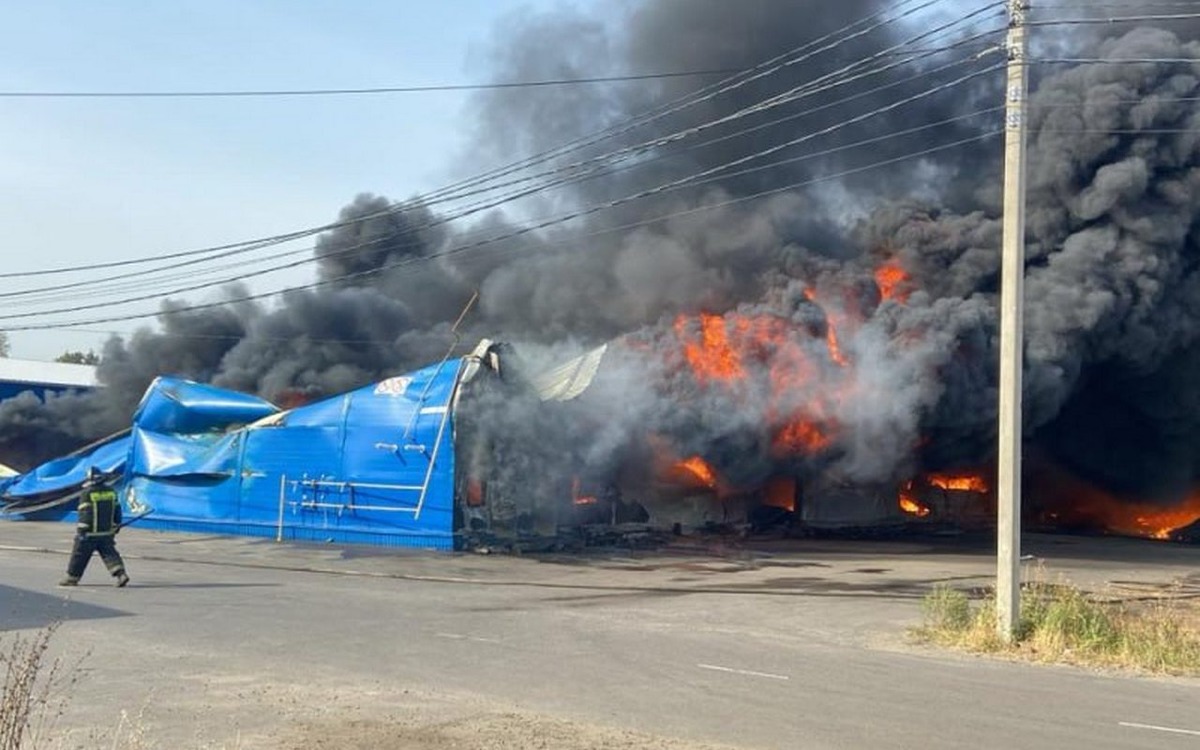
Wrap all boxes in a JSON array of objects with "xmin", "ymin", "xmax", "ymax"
[{"xmin": 530, "ymin": 344, "xmax": 608, "ymax": 402}]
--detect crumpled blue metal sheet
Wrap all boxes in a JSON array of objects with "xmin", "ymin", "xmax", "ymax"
[
  {"xmin": 0, "ymin": 433, "xmax": 131, "ymax": 498},
  {"xmin": 133, "ymin": 377, "xmax": 278, "ymax": 434},
  {"xmin": 5, "ymin": 362, "xmax": 462, "ymax": 549}
]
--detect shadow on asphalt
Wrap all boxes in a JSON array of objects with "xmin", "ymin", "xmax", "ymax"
[
  {"xmin": 0, "ymin": 584, "xmax": 128, "ymax": 630},
  {"xmin": 519, "ymin": 532, "xmax": 1200, "ymax": 568},
  {"xmin": 128, "ymin": 582, "xmax": 280, "ymax": 590},
  {"xmin": 455, "ymin": 575, "xmax": 953, "ymax": 611}
]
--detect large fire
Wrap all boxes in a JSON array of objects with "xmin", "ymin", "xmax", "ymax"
[
  {"xmin": 1032, "ymin": 467, "xmax": 1200, "ymax": 541},
  {"xmin": 668, "ymin": 259, "xmax": 912, "ymax": 465},
  {"xmin": 894, "ymin": 464, "xmax": 1200, "ymax": 540},
  {"xmin": 654, "ymin": 257, "xmax": 1200, "ymax": 543},
  {"xmin": 661, "ymin": 260, "xmax": 913, "ymax": 500},
  {"xmin": 671, "ymin": 291, "xmax": 866, "ymax": 461}
]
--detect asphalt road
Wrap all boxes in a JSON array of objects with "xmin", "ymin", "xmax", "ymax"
[{"xmin": 0, "ymin": 524, "xmax": 1197, "ymax": 749}]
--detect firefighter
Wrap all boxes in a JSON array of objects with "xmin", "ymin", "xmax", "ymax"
[{"xmin": 58, "ymin": 467, "xmax": 130, "ymax": 588}]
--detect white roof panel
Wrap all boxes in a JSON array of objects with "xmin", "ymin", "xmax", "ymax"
[{"xmin": 0, "ymin": 358, "xmax": 99, "ymax": 388}]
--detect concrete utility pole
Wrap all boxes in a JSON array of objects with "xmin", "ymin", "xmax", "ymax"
[{"xmin": 997, "ymin": 0, "xmax": 1031, "ymax": 641}]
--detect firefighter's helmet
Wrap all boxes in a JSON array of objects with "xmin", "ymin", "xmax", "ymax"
[{"xmin": 82, "ymin": 466, "xmax": 102, "ymax": 489}]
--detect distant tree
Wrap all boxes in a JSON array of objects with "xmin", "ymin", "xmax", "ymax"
[
  {"xmin": 0, "ymin": 331, "xmax": 9, "ymax": 357},
  {"xmin": 55, "ymin": 349, "xmax": 100, "ymax": 366}
]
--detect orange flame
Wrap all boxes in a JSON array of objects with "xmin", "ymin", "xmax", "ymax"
[
  {"xmin": 875, "ymin": 259, "xmax": 911, "ymax": 303},
  {"xmin": 465, "ymin": 477, "xmax": 485, "ymax": 507},
  {"xmin": 803, "ymin": 288, "xmax": 850, "ymax": 367},
  {"xmin": 764, "ymin": 476, "xmax": 797, "ymax": 512},
  {"xmin": 1033, "ymin": 468, "xmax": 1200, "ymax": 540},
  {"xmin": 675, "ymin": 313, "xmax": 745, "ymax": 383},
  {"xmin": 1072, "ymin": 494, "xmax": 1200, "ymax": 540},
  {"xmin": 571, "ymin": 477, "xmax": 598, "ymax": 506},
  {"xmin": 674, "ymin": 455, "xmax": 718, "ymax": 489},
  {"xmin": 825, "ymin": 325, "xmax": 848, "ymax": 367},
  {"xmin": 673, "ymin": 310, "xmax": 844, "ymax": 458},
  {"xmin": 899, "ymin": 480, "xmax": 931, "ymax": 518},
  {"xmin": 927, "ymin": 473, "xmax": 989, "ymax": 493},
  {"xmin": 774, "ymin": 420, "xmax": 832, "ymax": 453}
]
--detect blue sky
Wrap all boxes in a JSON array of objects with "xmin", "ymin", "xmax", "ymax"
[{"xmin": 0, "ymin": 1, "xmax": 599, "ymax": 359}]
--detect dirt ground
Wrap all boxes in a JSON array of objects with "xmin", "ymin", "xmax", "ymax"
[{"xmin": 285, "ymin": 713, "xmax": 737, "ymax": 750}]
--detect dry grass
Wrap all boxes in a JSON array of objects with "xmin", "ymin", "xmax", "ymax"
[
  {"xmin": 0, "ymin": 629, "xmax": 228, "ymax": 750},
  {"xmin": 0, "ymin": 625, "xmax": 72, "ymax": 750},
  {"xmin": 916, "ymin": 572, "xmax": 1200, "ymax": 675}
]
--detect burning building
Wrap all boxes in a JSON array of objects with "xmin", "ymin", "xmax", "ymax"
[{"xmin": 4, "ymin": 4, "xmax": 1200, "ymax": 545}]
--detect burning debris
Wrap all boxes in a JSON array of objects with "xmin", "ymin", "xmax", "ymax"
[{"xmin": 1029, "ymin": 462, "xmax": 1200, "ymax": 542}]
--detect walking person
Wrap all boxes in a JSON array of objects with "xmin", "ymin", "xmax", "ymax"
[{"xmin": 59, "ymin": 467, "xmax": 130, "ymax": 588}]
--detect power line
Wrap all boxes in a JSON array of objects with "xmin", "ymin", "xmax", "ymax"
[
  {"xmin": 1028, "ymin": 13, "xmax": 1200, "ymax": 26},
  {"xmin": 1037, "ymin": 128, "xmax": 1200, "ymax": 133},
  {"xmin": 1028, "ymin": 95, "xmax": 1200, "ymax": 107},
  {"xmin": 0, "ymin": 2, "xmax": 1004, "ymax": 329},
  {"xmin": 412, "ymin": 0, "xmax": 968, "ymax": 208},
  {"xmin": 0, "ymin": 246, "xmax": 314, "ymax": 306},
  {"xmin": 562, "ymin": 3, "xmax": 1002, "ymax": 171},
  {"xmin": 2, "ymin": 8, "xmax": 1000, "ymax": 302},
  {"xmin": 4, "ymin": 130, "xmax": 1001, "ymax": 332},
  {"xmin": 5, "ymin": 98, "xmax": 1006, "ymax": 311},
  {"xmin": 0, "ymin": 230, "xmax": 318, "ymax": 279},
  {"xmin": 1033, "ymin": 58, "xmax": 1200, "ymax": 65},
  {"xmin": 1038, "ymin": 2, "xmax": 1200, "ymax": 7},
  {"xmin": 0, "ymin": 53, "xmax": 1002, "ymax": 324},
  {"xmin": 425, "ymin": 23, "xmax": 1007, "ymax": 211},
  {"xmin": 0, "ymin": 0, "xmax": 970, "ymax": 280},
  {"xmin": 20, "ymin": 3, "xmax": 1177, "ymax": 333},
  {"xmin": 309, "ymin": 21, "xmax": 1008, "ymax": 261},
  {"xmin": 55, "ymin": 327, "xmax": 401, "ymax": 347},
  {"xmin": 26, "ymin": 106, "xmax": 1006, "ymax": 310},
  {"xmin": 0, "ymin": 69, "xmax": 743, "ymax": 99}
]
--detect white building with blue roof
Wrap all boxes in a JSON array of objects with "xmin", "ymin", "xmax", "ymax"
[{"xmin": 0, "ymin": 358, "xmax": 99, "ymax": 403}]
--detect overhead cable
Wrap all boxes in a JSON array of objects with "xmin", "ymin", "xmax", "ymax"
[
  {"xmin": 1033, "ymin": 58, "xmax": 1200, "ymax": 65},
  {"xmin": 0, "ymin": 69, "xmax": 743, "ymax": 98},
  {"xmin": 3, "ymin": 10, "xmax": 1001, "ymax": 299},
  {"xmin": 5, "ymin": 102, "xmax": 1007, "ymax": 309},
  {"xmin": 0, "ymin": 0, "xmax": 966, "ymax": 279},
  {"xmin": 1027, "ymin": 13, "xmax": 1200, "ymax": 26},
  {"xmin": 6, "ymin": 131, "xmax": 1002, "ymax": 332},
  {"xmin": 0, "ymin": 56, "xmax": 1003, "ymax": 322}
]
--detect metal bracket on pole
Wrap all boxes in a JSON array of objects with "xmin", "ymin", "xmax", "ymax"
[{"xmin": 997, "ymin": 0, "xmax": 1031, "ymax": 641}]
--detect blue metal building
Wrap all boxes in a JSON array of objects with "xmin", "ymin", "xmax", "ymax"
[{"xmin": 2, "ymin": 356, "xmax": 469, "ymax": 550}]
